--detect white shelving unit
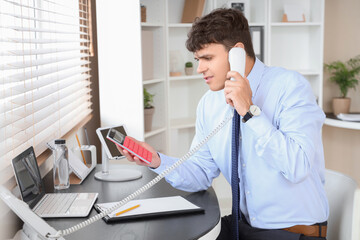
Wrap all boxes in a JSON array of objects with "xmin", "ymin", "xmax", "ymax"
[
  {"xmin": 140, "ymin": 0, "xmax": 324, "ymax": 157},
  {"xmin": 140, "ymin": 0, "xmax": 213, "ymax": 156},
  {"xmin": 140, "ymin": 0, "xmax": 167, "ymax": 154},
  {"xmin": 268, "ymin": 0, "xmax": 325, "ymax": 107}
]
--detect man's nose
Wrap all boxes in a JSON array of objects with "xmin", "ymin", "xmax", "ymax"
[{"xmin": 197, "ymin": 61, "xmax": 206, "ymax": 74}]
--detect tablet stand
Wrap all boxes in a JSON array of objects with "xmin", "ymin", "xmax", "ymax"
[
  {"xmin": 69, "ymin": 145, "xmax": 97, "ymax": 184},
  {"xmin": 94, "ymin": 150, "xmax": 142, "ymax": 182}
]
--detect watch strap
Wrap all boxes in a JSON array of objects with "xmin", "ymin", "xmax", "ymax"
[{"xmin": 242, "ymin": 112, "xmax": 253, "ymax": 123}]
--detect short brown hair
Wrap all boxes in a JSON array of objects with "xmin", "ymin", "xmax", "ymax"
[{"xmin": 186, "ymin": 8, "xmax": 255, "ymax": 59}]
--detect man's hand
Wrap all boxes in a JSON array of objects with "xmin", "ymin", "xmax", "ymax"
[
  {"xmin": 224, "ymin": 71, "xmax": 253, "ymax": 116},
  {"xmin": 116, "ymin": 137, "xmax": 161, "ymax": 169}
]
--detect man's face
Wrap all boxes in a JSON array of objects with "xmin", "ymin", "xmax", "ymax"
[{"xmin": 194, "ymin": 43, "xmax": 230, "ymax": 91}]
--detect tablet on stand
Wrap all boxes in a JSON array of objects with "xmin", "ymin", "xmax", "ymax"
[{"xmin": 95, "ymin": 125, "xmax": 142, "ymax": 181}]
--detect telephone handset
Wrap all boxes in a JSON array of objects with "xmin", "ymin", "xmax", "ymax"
[
  {"xmin": 228, "ymin": 47, "xmax": 246, "ymax": 79},
  {"xmin": 46, "ymin": 48, "xmax": 245, "ymax": 239},
  {"xmin": 228, "ymin": 47, "xmax": 246, "ymax": 112}
]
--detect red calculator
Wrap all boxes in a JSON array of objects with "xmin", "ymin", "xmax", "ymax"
[{"xmin": 107, "ymin": 128, "xmax": 152, "ymax": 164}]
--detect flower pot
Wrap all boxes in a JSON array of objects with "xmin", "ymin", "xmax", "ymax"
[
  {"xmin": 332, "ymin": 97, "xmax": 351, "ymax": 115},
  {"xmin": 185, "ymin": 67, "xmax": 193, "ymax": 75},
  {"xmin": 144, "ymin": 107, "xmax": 155, "ymax": 132}
]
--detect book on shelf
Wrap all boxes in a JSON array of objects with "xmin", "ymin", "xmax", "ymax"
[
  {"xmin": 181, "ymin": 0, "xmax": 205, "ymax": 23},
  {"xmin": 250, "ymin": 26, "xmax": 264, "ymax": 62}
]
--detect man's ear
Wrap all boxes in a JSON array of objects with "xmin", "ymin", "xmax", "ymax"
[{"xmin": 233, "ymin": 42, "xmax": 245, "ymax": 49}]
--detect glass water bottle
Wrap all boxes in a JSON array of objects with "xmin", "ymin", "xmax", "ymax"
[{"xmin": 53, "ymin": 139, "xmax": 70, "ymax": 190}]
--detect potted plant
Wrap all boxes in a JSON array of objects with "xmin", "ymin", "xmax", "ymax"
[
  {"xmin": 324, "ymin": 55, "xmax": 360, "ymax": 115},
  {"xmin": 185, "ymin": 61, "xmax": 193, "ymax": 75},
  {"xmin": 143, "ymin": 88, "xmax": 155, "ymax": 132}
]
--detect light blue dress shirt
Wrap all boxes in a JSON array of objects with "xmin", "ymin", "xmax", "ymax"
[{"xmin": 152, "ymin": 58, "xmax": 329, "ymax": 229}]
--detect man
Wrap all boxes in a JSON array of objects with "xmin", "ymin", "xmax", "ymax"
[{"xmin": 121, "ymin": 8, "xmax": 329, "ymax": 240}]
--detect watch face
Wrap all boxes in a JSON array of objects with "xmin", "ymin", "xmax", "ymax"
[{"xmin": 250, "ymin": 105, "xmax": 261, "ymax": 116}]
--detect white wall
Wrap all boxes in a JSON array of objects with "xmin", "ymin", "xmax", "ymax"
[
  {"xmin": 322, "ymin": 0, "xmax": 360, "ymax": 185},
  {"xmin": 96, "ymin": 0, "xmax": 144, "ymax": 140}
]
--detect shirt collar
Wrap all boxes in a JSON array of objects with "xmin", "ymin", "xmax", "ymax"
[{"xmin": 247, "ymin": 58, "xmax": 265, "ymax": 97}]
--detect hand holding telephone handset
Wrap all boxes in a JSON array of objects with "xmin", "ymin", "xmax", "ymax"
[
  {"xmin": 227, "ymin": 47, "xmax": 261, "ymax": 122},
  {"xmin": 46, "ymin": 48, "xmax": 245, "ymax": 239}
]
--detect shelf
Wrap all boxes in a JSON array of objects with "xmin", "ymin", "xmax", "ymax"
[
  {"xmin": 271, "ymin": 22, "xmax": 322, "ymax": 27},
  {"xmin": 296, "ymin": 70, "xmax": 321, "ymax": 76},
  {"xmin": 144, "ymin": 127, "xmax": 167, "ymax": 138},
  {"xmin": 143, "ymin": 78, "xmax": 165, "ymax": 85},
  {"xmin": 170, "ymin": 118, "xmax": 196, "ymax": 129},
  {"xmin": 169, "ymin": 74, "xmax": 202, "ymax": 81},
  {"xmin": 324, "ymin": 113, "xmax": 360, "ymax": 130},
  {"xmin": 141, "ymin": 22, "xmax": 164, "ymax": 27},
  {"xmin": 249, "ymin": 22, "xmax": 266, "ymax": 27},
  {"xmin": 169, "ymin": 22, "xmax": 265, "ymax": 28},
  {"xmin": 270, "ymin": 26, "xmax": 322, "ymax": 72},
  {"xmin": 168, "ymin": 23, "xmax": 192, "ymax": 28},
  {"xmin": 280, "ymin": 69, "xmax": 320, "ymax": 76}
]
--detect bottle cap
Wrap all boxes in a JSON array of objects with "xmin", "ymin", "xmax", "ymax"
[{"xmin": 55, "ymin": 139, "xmax": 66, "ymax": 144}]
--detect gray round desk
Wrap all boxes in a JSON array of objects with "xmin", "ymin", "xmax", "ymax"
[{"xmin": 43, "ymin": 164, "xmax": 221, "ymax": 240}]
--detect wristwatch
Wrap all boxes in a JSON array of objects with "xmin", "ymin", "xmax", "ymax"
[{"xmin": 242, "ymin": 105, "xmax": 261, "ymax": 123}]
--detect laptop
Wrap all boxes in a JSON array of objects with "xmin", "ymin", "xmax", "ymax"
[{"xmin": 11, "ymin": 146, "xmax": 98, "ymax": 218}]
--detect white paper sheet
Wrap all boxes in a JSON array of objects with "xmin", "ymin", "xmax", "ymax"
[
  {"xmin": 284, "ymin": 4, "xmax": 304, "ymax": 22},
  {"xmin": 337, "ymin": 113, "xmax": 360, "ymax": 122},
  {"xmin": 96, "ymin": 196, "xmax": 202, "ymax": 219}
]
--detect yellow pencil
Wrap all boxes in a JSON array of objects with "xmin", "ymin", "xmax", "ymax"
[
  {"xmin": 115, "ymin": 204, "xmax": 140, "ymax": 216},
  {"xmin": 76, "ymin": 134, "xmax": 87, "ymax": 165}
]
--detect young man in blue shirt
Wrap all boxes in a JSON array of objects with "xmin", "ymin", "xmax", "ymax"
[{"xmin": 120, "ymin": 8, "xmax": 329, "ymax": 240}]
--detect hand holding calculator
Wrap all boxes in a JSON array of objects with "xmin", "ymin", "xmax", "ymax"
[{"xmin": 107, "ymin": 128, "xmax": 152, "ymax": 164}]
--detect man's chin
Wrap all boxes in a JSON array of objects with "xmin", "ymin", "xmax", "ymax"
[{"xmin": 208, "ymin": 84, "xmax": 225, "ymax": 92}]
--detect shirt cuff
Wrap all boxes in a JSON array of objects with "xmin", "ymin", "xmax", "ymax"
[
  {"xmin": 149, "ymin": 152, "xmax": 178, "ymax": 175},
  {"xmin": 245, "ymin": 113, "xmax": 274, "ymax": 138}
]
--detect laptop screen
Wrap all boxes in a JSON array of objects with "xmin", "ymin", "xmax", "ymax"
[{"xmin": 12, "ymin": 146, "xmax": 45, "ymax": 209}]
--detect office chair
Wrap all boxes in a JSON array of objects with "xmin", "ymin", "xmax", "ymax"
[{"xmin": 324, "ymin": 169, "xmax": 360, "ymax": 240}]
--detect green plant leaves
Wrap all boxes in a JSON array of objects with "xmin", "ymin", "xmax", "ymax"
[
  {"xmin": 324, "ymin": 55, "xmax": 360, "ymax": 98},
  {"xmin": 185, "ymin": 61, "xmax": 193, "ymax": 68},
  {"xmin": 143, "ymin": 88, "xmax": 155, "ymax": 109}
]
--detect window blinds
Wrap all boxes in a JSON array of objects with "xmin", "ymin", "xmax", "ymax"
[{"xmin": 0, "ymin": 0, "xmax": 93, "ymax": 183}]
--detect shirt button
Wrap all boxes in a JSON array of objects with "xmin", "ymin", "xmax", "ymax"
[
  {"xmin": 242, "ymin": 163, "xmax": 246, "ymax": 167},
  {"xmin": 251, "ymin": 217, "xmax": 256, "ymax": 221},
  {"xmin": 246, "ymin": 191, "xmax": 250, "ymax": 195},
  {"xmin": 239, "ymin": 136, "xmax": 242, "ymax": 140}
]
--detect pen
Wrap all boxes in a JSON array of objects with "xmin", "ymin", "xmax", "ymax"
[
  {"xmin": 76, "ymin": 134, "xmax": 87, "ymax": 165},
  {"xmin": 115, "ymin": 204, "xmax": 140, "ymax": 216}
]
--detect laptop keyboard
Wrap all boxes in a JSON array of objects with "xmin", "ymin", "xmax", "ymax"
[{"xmin": 34, "ymin": 193, "xmax": 78, "ymax": 215}]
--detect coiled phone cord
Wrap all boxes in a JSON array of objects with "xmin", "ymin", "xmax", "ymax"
[{"xmin": 47, "ymin": 112, "xmax": 234, "ymax": 239}]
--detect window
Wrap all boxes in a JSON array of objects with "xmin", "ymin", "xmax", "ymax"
[{"xmin": 0, "ymin": 0, "xmax": 93, "ymax": 184}]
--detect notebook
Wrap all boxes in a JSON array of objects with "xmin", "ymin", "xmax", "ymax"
[
  {"xmin": 94, "ymin": 196, "xmax": 204, "ymax": 223},
  {"xmin": 11, "ymin": 146, "xmax": 98, "ymax": 218}
]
